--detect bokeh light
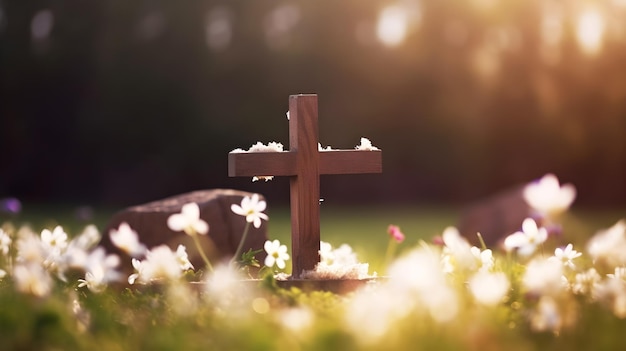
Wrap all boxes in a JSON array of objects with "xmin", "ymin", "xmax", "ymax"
[
  {"xmin": 376, "ymin": 5, "xmax": 409, "ymax": 47},
  {"xmin": 576, "ymin": 7, "xmax": 605, "ymax": 55}
]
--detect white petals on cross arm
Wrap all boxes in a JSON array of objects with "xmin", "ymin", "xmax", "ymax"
[
  {"xmin": 231, "ymin": 194, "xmax": 269, "ymax": 228},
  {"xmin": 167, "ymin": 203, "xmax": 209, "ymax": 236},
  {"xmin": 355, "ymin": 137, "xmax": 379, "ymax": 151},
  {"xmin": 109, "ymin": 222, "xmax": 147, "ymax": 258}
]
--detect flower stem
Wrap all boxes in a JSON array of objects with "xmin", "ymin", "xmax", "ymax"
[
  {"xmin": 231, "ymin": 222, "xmax": 251, "ymax": 267},
  {"xmin": 384, "ymin": 237, "xmax": 396, "ymax": 268},
  {"xmin": 191, "ymin": 233, "xmax": 213, "ymax": 272}
]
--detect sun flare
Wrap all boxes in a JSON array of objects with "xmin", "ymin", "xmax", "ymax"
[
  {"xmin": 376, "ymin": 5, "xmax": 408, "ymax": 47},
  {"xmin": 576, "ymin": 8, "xmax": 605, "ymax": 55}
]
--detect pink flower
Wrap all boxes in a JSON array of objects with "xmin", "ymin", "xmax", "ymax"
[{"xmin": 387, "ymin": 225, "xmax": 405, "ymax": 243}]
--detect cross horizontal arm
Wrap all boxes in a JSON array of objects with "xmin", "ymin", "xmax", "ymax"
[
  {"xmin": 319, "ymin": 150, "xmax": 382, "ymax": 175},
  {"xmin": 228, "ymin": 151, "xmax": 297, "ymax": 177}
]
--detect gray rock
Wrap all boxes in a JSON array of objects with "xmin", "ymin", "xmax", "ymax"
[{"xmin": 102, "ymin": 189, "xmax": 268, "ymax": 271}]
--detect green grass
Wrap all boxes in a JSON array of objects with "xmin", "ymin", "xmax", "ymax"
[{"xmin": 1, "ymin": 204, "xmax": 626, "ymax": 351}]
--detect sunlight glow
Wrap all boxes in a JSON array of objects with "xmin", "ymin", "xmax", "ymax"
[
  {"xmin": 576, "ymin": 8, "xmax": 605, "ymax": 55},
  {"xmin": 31, "ymin": 9, "xmax": 54, "ymax": 41},
  {"xmin": 205, "ymin": 7, "xmax": 233, "ymax": 52},
  {"xmin": 377, "ymin": 6, "xmax": 408, "ymax": 47}
]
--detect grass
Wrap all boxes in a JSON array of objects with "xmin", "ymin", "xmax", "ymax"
[{"xmin": 1, "ymin": 203, "xmax": 626, "ymax": 350}]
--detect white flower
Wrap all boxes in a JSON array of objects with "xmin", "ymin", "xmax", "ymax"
[
  {"xmin": 355, "ymin": 137, "xmax": 379, "ymax": 151},
  {"xmin": 139, "ymin": 245, "xmax": 183, "ymax": 283},
  {"xmin": 571, "ymin": 268, "xmax": 601, "ymax": 295},
  {"xmin": 441, "ymin": 227, "xmax": 475, "ymax": 272},
  {"xmin": 0, "ymin": 228, "xmax": 11, "ymax": 256},
  {"xmin": 12, "ymin": 263, "xmax": 53, "ymax": 297},
  {"xmin": 595, "ymin": 275, "xmax": 626, "ymax": 318},
  {"xmin": 551, "ymin": 243, "xmax": 582, "ymax": 269},
  {"xmin": 504, "ymin": 218, "xmax": 548, "ymax": 256},
  {"xmin": 523, "ymin": 173, "xmax": 576, "ymax": 216},
  {"xmin": 470, "ymin": 246, "xmax": 494, "ymax": 272},
  {"xmin": 523, "ymin": 258, "xmax": 564, "ymax": 296},
  {"xmin": 82, "ymin": 247, "xmax": 121, "ymax": 287},
  {"xmin": 40, "ymin": 225, "xmax": 68, "ymax": 254},
  {"xmin": 264, "ymin": 239, "xmax": 290, "ymax": 269},
  {"xmin": 109, "ymin": 222, "xmax": 147, "ymax": 258},
  {"xmin": 175, "ymin": 244, "xmax": 194, "ymax": 271},
  {"xmin": 167, "ymin": 203, "xmax": 209, "ymax": 236},
  {"xmin": 231, "ymin": 194, "xmax": 269, "ymax": 228},
  {"xmin": 0, "ymin": 269, "xmax": 6, "ymax": 279},
  {"xmin": 78, "ymin": 266, "xmax": 108, "ymax": 293},
  {"xmin": 530, "ymin": 296, "xmax": 562, "ymax": 332},
  {"xmin": 15, "ymin": 229, "xmax": 46, "ymax": 265},
  {"xmin": 587, "ymin": 220, "xmax": 626, "ymax": 268},
  {"xmin": 469, "ymin": 271, "xmax": 510, "ymax": 306},
  {"xmin": 128, "ymin": 258, "xmax": 144, "ymax": 285}
]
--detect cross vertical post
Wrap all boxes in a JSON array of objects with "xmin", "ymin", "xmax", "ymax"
[
  {"xmin": 228, "ymin": 94, "xmax": 382, "ymax": 279},
  {"xmin": 289, "ymin": 94, "xmax": 321, "ymax": 277}
]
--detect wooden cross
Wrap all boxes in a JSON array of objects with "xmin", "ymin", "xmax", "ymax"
[{"xmin": 228, "ymin": 94, "xmax": 382, "ymax": 278}]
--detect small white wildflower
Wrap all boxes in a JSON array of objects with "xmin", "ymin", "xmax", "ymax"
[
  {"xmin": 109, "ymin": 222, "xmax": 147, "ymax": 258},
  {"xmin": 264, "ymin": 239, "xmax": 290, "ymax": 270},
  {"xmin": 523, "ymin": 258, "xmax": 564, "ymax": 296},
  {"xmin": 13, "ymin": 263, "xmax": 53, "ymax": 297},
  {"xmin": 503, "ymin": 218, "xmax": 548, "ymax": 256},
  {"xmin": 0, "ymin": 228, "xmax": 11, "ymax": 256},
  {"xmin": 355, "ymin": 137, "xmax": 379, "ymax": 151},
  {"xmin": 572, "ymin": 268, "xmax": 602, "ymax": 296},
  {"xmin": 128, "ymin": 258, "xmax": 144, "ymax": 285},
  {"xmin": 594, "ymin": 276, "xmax": 626, "ymax": 318},
  {"xmin": 40, "ymin": 225, "xmax": 69, "ymax": 254},
  {"xmin": 231, "ymin": 194, "xmax": 269, "ymax": 228},
  {"xmin": 523, "ymin": 173, "xmax": 576, "ymax": 216},
  {"xmin": 469, "ymin": 271, "xmax": 510, "ymax": 306},
  {"xmin": 551, "ymin": 243, "xmax": 582, "ymax": 269},
  {"xmin": 470, "ymin": 246, "xmax": 494, "ymax": 272},
  {"xmin": 441, "ymin": 227, "xmax": 475, "ymax": 271},
  {"xmin": 530, "ymin": 296, "xmax": 562, "ymax": 332},
  {"xmin": 587, "ymin": 220, "xmax": 626, "ymax": 268},
  {"xmin": 140, "ymin": 245, "xmax": 183, "ymax": 283},
  {"xmin": 607, "ymin": 267, "xmax": 626, "ymax": 281},
  {"xmin": 175, "ymin": 244, "xmax": 194, "ymax": 271},
  {"xmin": 167, "ymin": 203, "xmax": 209, "ymax": 236},
  {"xmin": 78, "ymin": 266, "xmax": 108, "ymax": 293},
  {"xmin": 82, "ymin": 247, "xmax": 121, "ymax": 287}
]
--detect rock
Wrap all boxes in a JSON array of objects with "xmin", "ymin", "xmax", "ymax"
[
  {"xmin": 102, "ymin": 189, "xmax": 268, "ymax": 271},
  {"xmin": 456, "ymin": 185, "xmax": 530, "ymax": 247}
]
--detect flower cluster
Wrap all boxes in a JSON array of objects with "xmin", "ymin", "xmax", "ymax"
[{"xmin": 0, "ymin": 224, "xmax": 120, "ymax": 296}]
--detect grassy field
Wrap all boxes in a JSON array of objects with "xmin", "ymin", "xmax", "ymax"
[{"xmin": 1, "ymin": 203, "xmax": 626, "ymax": 350}]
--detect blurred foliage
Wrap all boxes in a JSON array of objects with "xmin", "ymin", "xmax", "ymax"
[{"xmin": 0, "ymin": 0, "xmax": 624, "ymax": 206}]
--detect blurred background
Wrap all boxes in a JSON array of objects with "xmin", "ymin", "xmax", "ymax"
[{"xmin": 1, "ymin": 0, "xmax": 625, "ymax": 210}]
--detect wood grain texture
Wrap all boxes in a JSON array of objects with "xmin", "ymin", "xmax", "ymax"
[{"xmin": 227, "ymin": 94, "xmax": 383, "ymax": 278}]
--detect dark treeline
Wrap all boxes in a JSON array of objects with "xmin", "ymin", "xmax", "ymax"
[{"xmin": 1, "ymin": 0, "xmax": 624, "ymax": 207}]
